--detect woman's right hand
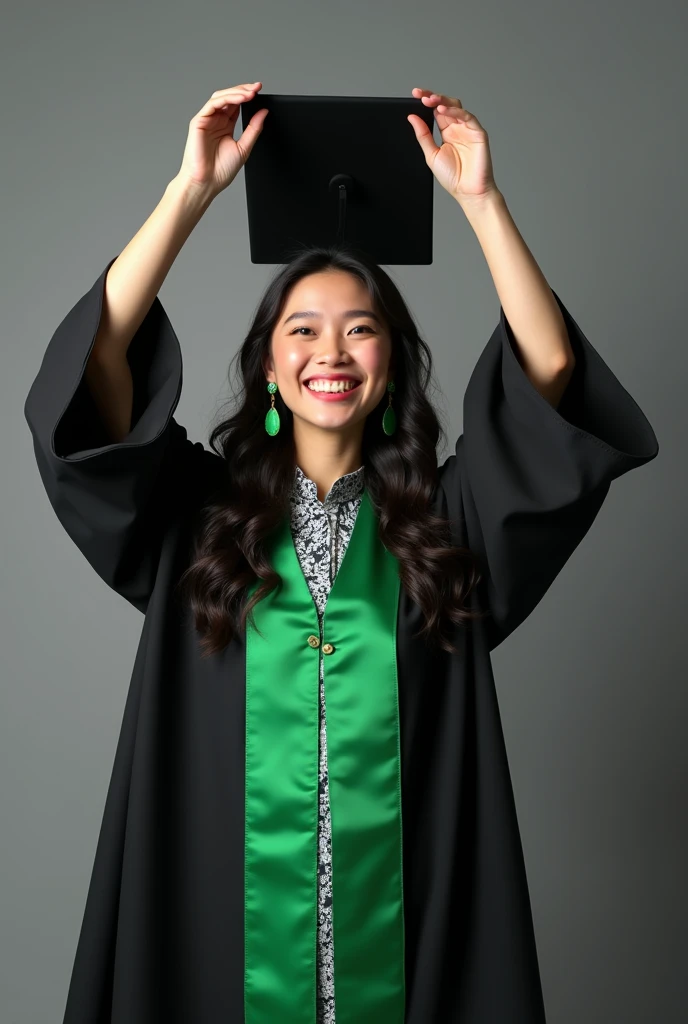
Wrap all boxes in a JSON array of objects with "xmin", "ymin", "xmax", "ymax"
[{"xmin": 174, "ymin": 82, "xmax": 269, "ymax": 201}]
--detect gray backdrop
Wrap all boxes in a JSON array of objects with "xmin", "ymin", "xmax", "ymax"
[{"xmin": 4, "ymin": 0, "xmax": 686, "ymax": 1021}]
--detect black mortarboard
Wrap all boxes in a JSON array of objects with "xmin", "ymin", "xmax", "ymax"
[{"xmin": 239, "ymin": 93, "xmax": 436, "ymax": 265}]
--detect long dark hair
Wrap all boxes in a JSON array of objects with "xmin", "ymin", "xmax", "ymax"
[{"xmin": 174, "ymin": 244, "xmax": 487, "ymax": 657}]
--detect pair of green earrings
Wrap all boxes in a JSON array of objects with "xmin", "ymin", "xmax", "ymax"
[{"xmin": 264, "ymin": 380, "xmax": 397, "ymax": 436}]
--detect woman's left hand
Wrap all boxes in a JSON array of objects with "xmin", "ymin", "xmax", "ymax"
[{"xmin": 408, "ymin": 87, "xmax": 499, "ymax": 205}]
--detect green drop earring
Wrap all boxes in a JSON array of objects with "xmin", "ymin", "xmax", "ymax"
[
  {"xmin": 382, "ymin": 380, "xmax": 396, "ymax": 435},
  {"xmin": 265, "ymin": 381, "xmax": 280, "ymax": 436}
]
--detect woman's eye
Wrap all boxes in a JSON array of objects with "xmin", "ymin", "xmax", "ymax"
[{"xmin": 290, "ymin": 325, "xmax": 373, "ymax": 336}]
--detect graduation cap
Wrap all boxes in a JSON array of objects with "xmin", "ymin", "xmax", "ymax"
[{"xmin": 239, "ymin": 92, "xmax": 437, "ymax": 265}]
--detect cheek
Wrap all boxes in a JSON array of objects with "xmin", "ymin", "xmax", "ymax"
[
  {"xmin": 271, "ymin": 344, "xmax": 302, "ymax": 375},
  {"xmin": 361, "ymin": 342, "xmax": 390, "ymax": 375}
]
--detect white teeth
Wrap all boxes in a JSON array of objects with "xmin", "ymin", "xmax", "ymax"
[{"xmin": 306, "ymin": 380, "xmax": 359, "ymax": 392}]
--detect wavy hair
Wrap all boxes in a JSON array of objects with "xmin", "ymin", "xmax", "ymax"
[{"xmin": 174, "ymin": 244, "xmax": 487, "ymax": 657}]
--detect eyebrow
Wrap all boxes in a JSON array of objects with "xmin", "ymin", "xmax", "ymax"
[{"xmin": 283, "ymin": 309, "xmax": 383, "ymax": 326}]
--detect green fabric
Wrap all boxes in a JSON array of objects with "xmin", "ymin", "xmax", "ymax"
[{"xmin": 244, "ymin": 487, "xmax": 405, "ymax": 1023}]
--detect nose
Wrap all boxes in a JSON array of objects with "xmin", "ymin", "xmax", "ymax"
[{"xmin": 314, "ymin": 332, "xmax": 352, "ymax": 364}]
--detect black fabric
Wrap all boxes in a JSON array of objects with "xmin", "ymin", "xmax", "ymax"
[
  {"xmin": 442, "ymin": 287, "xmax": 659, "ymax": 651},
  {"xmin": 24, "ymin": 260, "xmax": 658, "ymax": 1023}
]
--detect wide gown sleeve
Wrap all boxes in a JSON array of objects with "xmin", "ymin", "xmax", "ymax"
[
  {"xmin": 438, "ymin": 289, "xmax": 659, "ymax": 651},
  {"xmin": 24, "ymin": 256, "xmax": 221, "ymax": 614}
]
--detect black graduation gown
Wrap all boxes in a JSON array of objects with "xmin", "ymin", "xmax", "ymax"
[{"xmin": 24, "ymin": 256, "xmax": 659, "ymax": 1023}]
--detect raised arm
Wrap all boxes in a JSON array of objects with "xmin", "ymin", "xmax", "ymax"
[
  {"xmin": 24, "ymin": 83, "xmax": 269, "ymax": 612},
  {"xmin": 84, "ymin": 79, "xmax": 269, "ymax": 443},
  {"xmin": 84, "ymin": 176, "xmax": 214, "ymax": 443}
]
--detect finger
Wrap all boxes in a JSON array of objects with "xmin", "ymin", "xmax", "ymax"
[
  {"xmin": 196, "ymin": 91, "xmax": 257, "ymax": 119},
  {"xmin": 236, "ymin": 109, "xmax": 269, "ymax": 159},
  {"xmin": 412, "ymin": 87, "xmax": 462, "ymax": 109},
  {"xmin": 424, "ymin": 94, "xmax": 463, "ymax": 111},
  {"xmin": 440, "ymin": 107, "xmax": 484, "ymax": 131},
  {"xmin": 407, "ymin": 113, "xmax": 439, "ymax": 162},
  {"xmin": 212, "ymin": 83, "xmax": 262, "ymax": 97},
  {"xmin": 436, "ymin": 104, "xmax": 470, "ymax": 120}
]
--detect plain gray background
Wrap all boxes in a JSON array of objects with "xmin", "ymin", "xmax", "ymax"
[{"xmin": 4, "ymin": 0, "xmax": 686, "ymax": 1021}]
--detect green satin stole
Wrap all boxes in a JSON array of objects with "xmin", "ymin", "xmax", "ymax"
[{"xmin": 244, "ymin": 487, "xmax": 405, "ymax": 1024}]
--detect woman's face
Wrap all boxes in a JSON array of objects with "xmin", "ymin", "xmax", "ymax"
[{"xmin": 264, "ymin": 270, "xmax": 394, "ymax": 437}]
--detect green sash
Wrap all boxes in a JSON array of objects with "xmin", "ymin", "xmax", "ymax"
[{"xmin": 244, "ymin": 488, "xmax": 405, "ymax": 1023}]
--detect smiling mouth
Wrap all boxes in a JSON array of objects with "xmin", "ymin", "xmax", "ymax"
[{"xmin": 303, "ymin": 381, "xmax": 362, "ymax": 392}]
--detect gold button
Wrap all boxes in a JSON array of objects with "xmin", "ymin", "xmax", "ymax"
[
  {"xmin": 307, "ymin": 634, "xmax": 320, "ymax": 648},
  {"xmin": 322, "ymin": 643, "xmax": 335, "ymax": 655}
]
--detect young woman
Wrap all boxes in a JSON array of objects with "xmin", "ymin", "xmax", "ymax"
[{"xmin": 24, "ymin": 83, "xmax": 658, "ymax": 1024}]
